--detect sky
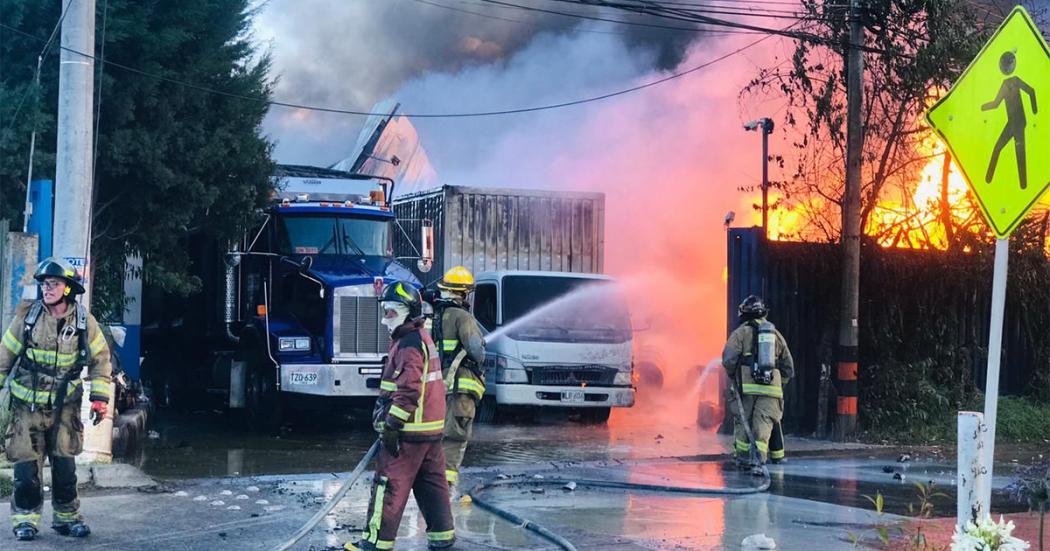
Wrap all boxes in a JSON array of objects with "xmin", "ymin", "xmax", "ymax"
[{"xmin": 253, "ymin": 0, "xmax": 797, "ymax": 374}]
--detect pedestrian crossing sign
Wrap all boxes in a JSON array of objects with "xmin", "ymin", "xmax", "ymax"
[{"xmin": 926, "ymin": 5, "xmax": 1050, "ymax": 238}]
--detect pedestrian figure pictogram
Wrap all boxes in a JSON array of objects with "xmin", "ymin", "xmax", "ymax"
[{"xmin": 982, "ymin": 50, "xmax": 1038, "ymax": 189}]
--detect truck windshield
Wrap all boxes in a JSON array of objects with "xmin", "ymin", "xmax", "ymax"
[
  {"xmin": 276, "ymin": 215, "xmax": 391, "ymax": 256},
  {"xmin": 502, "ymin": 276, "xmax": 631, "ymax": 344}
]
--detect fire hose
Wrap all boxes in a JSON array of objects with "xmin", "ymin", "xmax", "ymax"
[{"xmin": 277, "ymin": 385, "xmax": 769, "ymax": 551}]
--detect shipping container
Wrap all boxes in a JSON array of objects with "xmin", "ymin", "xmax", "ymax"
[{"xmin": 392, "ymin": 185, "xmax": 605, "ymax": 283}]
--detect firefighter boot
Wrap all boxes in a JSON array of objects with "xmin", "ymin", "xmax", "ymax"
[
  {"xmin": 429, "ymin": 538, "xmax": 456, "ymax": 550},
  {"xmin": 53, "ymin": 521, "xmax": 91, "ymax": 537},
  {"xmin": 344, "ymin": 540, "xmax": 376, "ymax": 551},
  {"xmin": 14, "ymin": 523, "xmax": 38, "ymax": 541}
]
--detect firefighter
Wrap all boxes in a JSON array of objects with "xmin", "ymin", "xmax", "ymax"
[
  {"xmin": 346, "ymin": 281, "xmax": 454, "ymax": 551},
  {"xmin": 429, "ymin": 266, "xmax": 486, "ymax": 491},
  {"xmin": 721, "ymin": 295, "xmax": 793, "ymax": 468},
  {"xmin": 0, "ymin": 258, "xmax": 112, "ymax": 541}
]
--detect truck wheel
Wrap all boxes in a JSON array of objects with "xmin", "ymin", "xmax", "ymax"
[
  {"xmin": 582, "ymin": 407, "xmax": 611, "ymax": 424},
  {"xmin": 636, "ymin": 361, "xmax": 664, "ymax": 389},
  {"xmin": 476, "ymin": 396, "xmax": 498, "ymax": 424},
  {"xmin": 245, "ymin": 350, "xmax": 284, "ymax": 434}
]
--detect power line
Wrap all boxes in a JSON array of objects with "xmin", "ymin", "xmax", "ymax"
[{"xmin": 1, "ymin": 20, "xmax": 778, "ymax": 119}]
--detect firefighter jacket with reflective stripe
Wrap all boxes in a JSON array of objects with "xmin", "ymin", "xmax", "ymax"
[
  {"xmin": 721, "ymin": 319, "xmax": 794, "ymax": 399},
  {"xmin": 433, "ymin": 302, "xmax": 486, "ymax": 400},
  {"xmin": 376, "ymin": 318, "xmax": 446, "ymax": 441},
  {"xmin": 0, "ymin": 301, "xmax": 113, "ymax": 408}
]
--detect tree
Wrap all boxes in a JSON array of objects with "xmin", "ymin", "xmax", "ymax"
[
  {"xmin": 741, "ymin": 0, "xmax": 991, "ymax": 249},
  {"xmin": 0, "ymin": 0, "xmax": 273, "ymax": 317}
]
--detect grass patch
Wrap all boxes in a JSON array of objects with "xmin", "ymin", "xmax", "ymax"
[
  {"xmin": 0, "ymin": 473, "xmax": 11, "ymax": 498},
  {"xmin": 862, "ymin": 395, "xmax": 1050, "ymax": 445}
]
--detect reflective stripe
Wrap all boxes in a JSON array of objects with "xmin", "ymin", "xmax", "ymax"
[
  {"xmin": 427, "ymin": 529, "xmax": 455, "ymax": 542},
  {"xmin": 375, "ymin": 540, "xmax": 395, "ymax": 550},
  {"xmin": 402, "ymin": 419, "xmax": 444, "ymax": 432},
  {"xmin": 90, "ymin": 380, "xmax": 111, "ymax": 397},
  {"xmin": 741, "ymin": 383, "xmax": 783, "ymax": 398},
  {"xmin": 9, "ymin": 378, "xmax": 81, "ymax": 405},
  {"xmin": 754, "ymin": 440, "xmax": 769, "ymax": 453},
  {"xmin": 769, "ymin": 448, "xmax": 786, "ymax": 459},
  {"xmin": 734, "ymin": 440, "xmax": 751, "ymax": 453},
  {"xmin": 456, "ymin": 377, "xmax": 485, "ymax": 398},
  {"xmin": 25, "ymin": 348, "xmax": 78, "ymax": 367},
  {"xmin": 379, "ymin": 380, "xmax": 397, "ymax": 392},
  {"xmin": 12, "ymin": 513, "xmax": 41, "ymax": 527},
  {"xmin": 366, "ymin": 476, "xmax": 388, "ymax": 544},
  {"xmin": 445, "ymin": 469, "xmax": 459, "ymax": 485},
  {"xmin": 389, "ymin": 405, "xmax": 412, "ymax": 422},
  {"xmin": 441, "ymin": 339, "xmax": 458, "ymax": 352},
  {"xmin": 416, "ymin": 344, "xmax": 428, "ymax": 423},
  {"xmin": 89, "ymin": 332, "xmax": 106, "ymax": 357},
  {"xmin": 53, "ymin": 511, "xmax": 81, "ymax": 524},
  {"xmin": 2, "ymin": 329, "xmax": 23, "ymax": 355},
  {"xmin": 426, "ymin": 369, "xmax": 443, "ymax": 383},
  {"xmin": 0, "ymin": 373, "xmax": 7, "ymax": 388}
]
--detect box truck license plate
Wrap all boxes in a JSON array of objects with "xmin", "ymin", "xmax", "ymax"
[
  {"xmin": 290, "ymin": 372, "xmax": 318, "ymax": 385},
  {"xmin": 560, "ymin": 390, "xmax": 584, "ymax": 403}
]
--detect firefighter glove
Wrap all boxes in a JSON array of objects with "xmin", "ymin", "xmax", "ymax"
[
  {"xmin": 381, "ymin": 426, "xmax": 401, "ymax": 457},
  {"xmin": 90, "ymin": 400, "xmax": 108, "ymax": 425}
]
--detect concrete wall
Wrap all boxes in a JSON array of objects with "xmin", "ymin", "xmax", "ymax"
[{"xmin": 1, "ymin": 226, "xmax": 39, "ymax": 329}]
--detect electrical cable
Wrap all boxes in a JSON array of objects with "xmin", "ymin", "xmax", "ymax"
[
  {"xmin": 0, "ymin": 20, "xmax": 775, "ymax": 119},
  {"xmin": 271, "ymin": 439, "xmax": 381, "ymax": 551}
]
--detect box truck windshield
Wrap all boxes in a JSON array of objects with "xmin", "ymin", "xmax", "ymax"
[
  {"xmin": 276, "ymin": 215, "xmax": 391, "ymax": 256},
  {"xmin": 502, "ymin": 276, "xmax": 631, "ymax": 344}
]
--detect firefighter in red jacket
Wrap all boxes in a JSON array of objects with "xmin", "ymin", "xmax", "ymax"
[{"xmin": 346, "ymin": 281, "xmax": 455, "ymax": 551}]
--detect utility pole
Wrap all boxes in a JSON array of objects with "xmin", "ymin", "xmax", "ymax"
[
  {"xmin": 54, "ymin": 0, "xmax": 111, "ymax": 462},
  {"xmin": 744, "ymin": 117, "xmax": 775, "ymax": 240},
  {"xmin": 834, "ymin": 0, "xmax": 864, "ymax": 440}
]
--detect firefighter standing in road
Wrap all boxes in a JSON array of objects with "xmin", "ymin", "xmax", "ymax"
[
  {"xmin": 429, "ymin": 266, "xmax": 486, "ymax": 491},
  {"xmin": 0, "ymin": 258, "xmax": 112, "ymax": 541},
  {"xmin": 347, "ymin": 281, "xmax": 454, "ymax": 551},
  {"xmin": 722, "ymin": 295, "xmax": 793, "ymax": 467}
]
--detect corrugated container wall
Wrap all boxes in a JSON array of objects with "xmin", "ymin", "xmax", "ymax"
[{"xmin": 393, "ymin": 185, "xmax": 605, "ymax": 285}]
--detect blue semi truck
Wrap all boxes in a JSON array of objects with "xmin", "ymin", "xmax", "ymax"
[{"xmin": 142, "ymin": 164, "xmax": 435, "ymax": 430}]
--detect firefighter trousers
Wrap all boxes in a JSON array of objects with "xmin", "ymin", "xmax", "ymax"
[
  {"xmin": 769, "ymin": 419, "xmax": 786, "ymax": 461},
  {"xmin": 360, "ymin": 440, "xmax": 455, "ymax": 550},
  {"xmin": 731, "ymin": 394, "xmax": 783, "ymax": 464},
  {"xmin": 5, "ymin": 403, "xmax": 85, "ymax": 529},
  {"xmin": 442, "ymin": 393, "xmax": 476, "ymax": 487}
]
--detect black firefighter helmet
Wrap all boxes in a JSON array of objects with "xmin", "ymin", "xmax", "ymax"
[
  {"xmin": 379, "ymin": 280, "xmax": 423, "ymax": 319},
  {"xmin": 35, "ymin": 257, "xmax": 85, "ymax": 296},
  {"xmin": 738, "ymin": 295, "xmax": 768, "ymax": 319}
]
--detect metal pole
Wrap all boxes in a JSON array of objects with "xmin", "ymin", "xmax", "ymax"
[
  {"xmin": 834, "ymin": 0, "xmax": 865, "ymax": 440},
  {"xmin": 761, "ymin": 123, "xmax": 769, "ymax": 240},
  {"xmin": 55, "ymin": 0, "xmax": 110, "ymax": 462},
  {"xmin": 977, "ymin": 237, "xmax": 1010, "ymax": 514},
  {"xmin": 958, "ymin": 411, "xmax": 984, "ymax": 527}
]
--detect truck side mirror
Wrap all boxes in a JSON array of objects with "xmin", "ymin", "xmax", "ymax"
[{"xmin": 418, "ymin": 219, "xmax": 434, "ymax": 273}]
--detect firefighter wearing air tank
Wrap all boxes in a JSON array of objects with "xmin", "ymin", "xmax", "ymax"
[
  {"xmin": 347, "ymin": 281, "xmax": 454, "ymax": 551},
  {"xmin": 429, "ymin": 266, "xmax": 486, "ymax": 490},
  {"xmin": 722, "ymin": 295, "xmax": 794, "ymax": 465},
  {"xmin": 0, "ymin": 258, "xmax": 112, "ymax": 541}
]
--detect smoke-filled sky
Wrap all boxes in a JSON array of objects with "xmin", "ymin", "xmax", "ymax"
[{"xmin": 255, "ymin": 0, "xmax": 795, "ymax": 372}]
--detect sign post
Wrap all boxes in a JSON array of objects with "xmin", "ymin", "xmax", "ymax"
[{"xmin": 925, "ymin": 5, "xmax": 1050, "ymax": 521}]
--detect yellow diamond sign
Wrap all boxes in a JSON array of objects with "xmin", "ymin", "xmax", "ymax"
[{"xmin": 926, "ymin": 6, "xmax": 1050, "ymax": 238}]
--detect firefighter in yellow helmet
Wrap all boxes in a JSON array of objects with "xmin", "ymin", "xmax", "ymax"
[
  {"xmin": 429, "ymin": 266, "xmax": 486, "ymax": 491},
  {"xmin": 0, "ymin": 258, "xmax": 112, "ymax": 541},
  {"xmin": 722, "ymin": 295, "xmax": 793, "ymax": 468}
]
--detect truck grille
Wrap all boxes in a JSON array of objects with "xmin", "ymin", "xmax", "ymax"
[
  {"xmin": 334, "ymin": 295, "xmax": 390, "ymax": 358},
  {"xmin": 531, "ymin": 366, "xmax": 617, "ymax": 386}
]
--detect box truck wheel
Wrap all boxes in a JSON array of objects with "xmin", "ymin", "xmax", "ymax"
[
  {"xmin": 582, "ymin": 407, "xmax": 611, "ymax": 424},
  {"xmin": 477, "ymin": 396, "xmax": 498, "ymax": 424},
  {"xmin": 244, "ymin": 346, "xmax": 284, "ymax": 433}
]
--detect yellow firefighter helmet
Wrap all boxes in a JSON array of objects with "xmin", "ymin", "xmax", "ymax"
[{"xmin": 437, "ymin": 266, "xmax": 475, "ymax": 293}]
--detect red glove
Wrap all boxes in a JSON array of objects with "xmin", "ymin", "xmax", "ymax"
[{"xmin": 90, "ymin": 401, "xmax": 108, "ymax": 425}]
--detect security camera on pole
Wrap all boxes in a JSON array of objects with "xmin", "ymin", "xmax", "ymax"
[
  {"xmin": 925, "ymin": 5, "xmax": 1050, "ymax": 527},
  {"xmin": 53, "ymin": 0, "xmax": 113, "ymax": 463}
]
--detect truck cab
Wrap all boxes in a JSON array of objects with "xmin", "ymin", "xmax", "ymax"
[
  {"xmin": 225, "ymin": 165, "xmax": 430, "ymax": 429},
  {"xmin": 471, "ymin": 271, "xmax": 635, "ymax": 424}
]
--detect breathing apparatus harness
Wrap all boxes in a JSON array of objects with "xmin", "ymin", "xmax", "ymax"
[
  {"xmin": 14, "ymin": 301, "xmax": 90, "ymax": 414},
  {"xmin": 430, "ymin": 298, "xmax": 479, "ymax": 393}
]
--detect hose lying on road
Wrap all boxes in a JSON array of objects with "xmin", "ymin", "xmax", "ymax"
[
  {"xmin": 272, "ymin": 439, "xmax": 381, "ymax": 551},
  {"xmin": 468, "ymin": 384, "xmax": 770, "ymax": 551}
]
